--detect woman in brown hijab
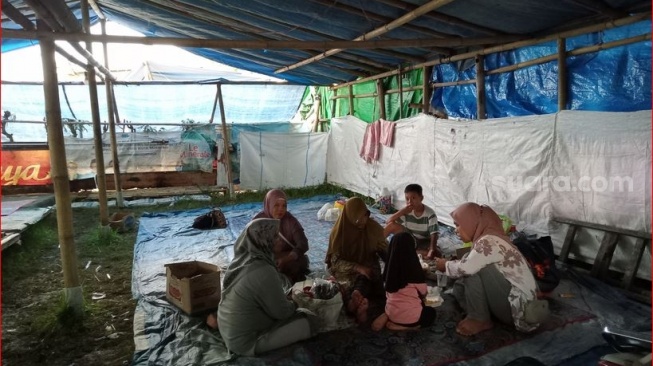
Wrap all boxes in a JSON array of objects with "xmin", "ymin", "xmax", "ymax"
[{"xmin": 325, "ymin": 197, "xmax": 387, "ymax": 325}]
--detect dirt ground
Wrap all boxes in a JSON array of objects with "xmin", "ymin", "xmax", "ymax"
[
  {"xmin": 1, "ymin": 185, "xmax": 363, "ymax": 365},
  {"xmin": 2, "ymin": 208, "xmax": 137, "ymax": 366}
]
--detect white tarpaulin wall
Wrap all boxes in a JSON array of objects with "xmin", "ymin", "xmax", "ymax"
[
  {"xmin": 327, "ymin": 114, "xmax": 554, "ymax": 235},
  {"xmin": 327, "ymin": 111, "xmax": 651, "ymax": 278},
  {"xmin": 239, "ymin": 132, "xmax": 328, "ymax": 190},
  {"xmin": 550, "ymin": 110, "xmax": 651, "ymax": 232}
]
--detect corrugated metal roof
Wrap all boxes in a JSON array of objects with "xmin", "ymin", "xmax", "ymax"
[{"xmin": 1, "ymin": 0, "xmax": 650, "ymax": 85}]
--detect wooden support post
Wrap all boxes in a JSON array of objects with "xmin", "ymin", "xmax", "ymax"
[
  {"xmin": 110, "ymin": 87, "xmax": 121, "ymax": 129},
  {"xmin": 81, "ymin": 0, "xmax": 109, "ymax": 225},
  {"xmin": 398, "ymin": 65, "xmax": 403, "ymax": 119},
  {"xmin": 216, "ymin": 84, "xmax": 234, "ymax": 196},
  {"xmin": 38, "ymin": 24, "xmax": 82, "ymax": 314},
  {"xmin": 591, "ymin": 232, "xmax": 620, "ymax": 278},
  {"xmin": 557, "ymin": 38, "xmax": 568, "ymax": 111},
  {"xmin": 376, "ymin": 79, "xmax": 386, "ymax": 120},
  {"xmin": 330, "ymin": 90, "xmax": 336, "ymax": 126},
  {"xmin": 313, "ymin": 93, "xmax": 321, "ymax": 132},
  {"xmin": 348, "ymin": 85, "xmax": 354, "ymax": 116},
  {"xmin": 208, "ymin": 84, "xmax": 220, "ymax": 124},
  {"xmin": 422, "ymin": 66, "xmax": 433, "ymax": 114},
  {"xmin": 475, "ymin": 55, "xmax": 486, "ymax": 120},
  {"xmin": 100, "ymin": 18, "xmax": 123, "ymax": 207},
  {"xmin": 622, "ymin": 238, "xmax": 648, "ymax": 290},
  {"xmin": 558, "ymin": 224, "xmax": 577, "ymax": 262}
]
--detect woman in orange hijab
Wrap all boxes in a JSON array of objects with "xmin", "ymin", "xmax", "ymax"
[
  {"xmin": 434, "ymin": 202, "xmax": 540, "ymax": 336},
  {"xmin": 325, "ymin": 197, "xmax": 387, "ymax": 325}
]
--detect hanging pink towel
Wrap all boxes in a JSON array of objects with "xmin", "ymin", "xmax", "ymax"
[
  {"xmin": 360, "ymin": 121, "xmax": 380, "ymax": 163},
  {"xmin": 379, "ymin": 119, "xmax": 395, "ymax": 147}
]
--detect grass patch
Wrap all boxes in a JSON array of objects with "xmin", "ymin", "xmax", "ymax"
[
  {"xmin": 1, "ymin": 182, "xmax": 372, "ymax": 365},
  {"xmin": 205, "ymin": 183, "xmax": 371, "ymax": 206},
  {"xmin": 82, "ymin": 226, "xmax": 130, "ymax": 248},
  {"xmin": 30, "ymin": 291, "xmax": 90, "ymax": 335},
  {"xmin": 2, "ymin": 216, "xmax": 59, "ymax": 281}
]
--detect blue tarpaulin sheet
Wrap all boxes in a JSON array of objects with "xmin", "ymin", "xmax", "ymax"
[
  {"xmin": 130, "ymin": 195, "xmax": 651, "ymax": 365},
  {"xmin": 431, "ymin": 21, "xmax": 651, "ymax": 119}
]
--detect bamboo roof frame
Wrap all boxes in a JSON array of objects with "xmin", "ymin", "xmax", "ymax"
[
  {"xmin": 1, "ymin": 29, "xmax": 526, "ymax": 51},
  {"xmin": 332, "ymin": 12, "xmax": 650, "ymax": 90},
  {"xmin": 274, "ymin": 0, "xmax": 456, "ymax": 74}
]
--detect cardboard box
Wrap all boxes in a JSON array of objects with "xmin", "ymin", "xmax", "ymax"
[{"xmin": 165, "ymin": 261, "xmax": 221, "ymax": 314}]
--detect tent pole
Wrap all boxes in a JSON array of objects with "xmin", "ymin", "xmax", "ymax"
[
  {"xmin": 81, "ymin": 0, "xmax": 109, "ymax": 224},
  {"xmin": 475, "ymin": 55, "xmax": 486, "ymax": 120},
  {"xmin": 329, "ymin": 89, "xmax": 336, "ymax": 127},
  {"xmin": 100, "ymin": 18, "xmax": 124, "ymax": 207},
  {"xmin": 312, "ymin": 92, "xmax": 321, "ymax": 132},
  {"xmin": 557, "ymin": 38, "xmax": 568, "ymax": 111},
  {"xmin": 216, "ymin": 84, "xmax": 234, "ymax": 196},
  {"xmin": 38, "ymin": 21, "xmax": 83, "ymax": 315},
  {"xmin": 376, "ymin": 79, "xmax": 386, "ymax": 120},
  {"xmin": 398, "ymin": 65, "xmax": 403, "ymax": 119},
  {"xmin": 348, "ymin": 85, "xmax": 354, "ymax": 116},
  {"xmin": 208, "ymin": 84, "xmax": 220, "ymax": 123},
  {"xmin": 422, "ymin": 66, "xmax": 433, "ymax": 114}
]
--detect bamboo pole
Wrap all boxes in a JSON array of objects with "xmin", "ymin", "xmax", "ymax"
[
  {"xmin": 476, "ymin": 55, "xmax": 486, "ymax": 120},
  {"xmin": 348, "ymin": 85, "xmax": 354, "ymax": 116},
  {"xmin": 310, "ymin": 0, "xmax": 454, "ymax": 40},
  {"xmin": 2, "ymin": 28, "xmax": 526, "ymax": 51},
  {"xmin": 332, "ymin": 85, "xmax": 423, "ymax": 97},
  {"xmin": 398, "ymin": 66, "xmax": 404, "ymax": 119},
  {"xmin": 331, "ymin": 13, "xmax": 649, "ymax": 90},
  {"xmin": 38, "ymin": 23, "xmax": 83, "ymax": 315},
  {"xmin": 110, "ymin": 87, "xmax": 122, "ymax": 129},
  {"xmin": 274, "ymin": 0, "xmax": 456, "ymax": 74},
  {"xmin": 2, "ymin": 80, "xmax": 293, "ymax": 86},
  {"xmin": 141, "ymin": 0, "xmax": 394, "ymax": 72},
  {"xmin": 422, "ymin": 66, "xmax": 433, "ymax": 114},
  {"xmin": 377, "ymin": 79, "xmax": 387, "ymax": 120},
  {"xmin": 216, "ymin": 84, "xmax": 234, "ymax": 196},
  {"xmin": 81, "ymin": 0, "xmax": 109, "ymax": 224},
  {"xmin": 349, "ymin": 92, "xmax": 379, "ymax": 99},
  {"xmin": 313, "ymin": 93, "xmax": 321, "ymax": 133},
  {"xmin": 1, "ymin": 0, "xmax": 86, "ymax": 70},
  {"xmin": 389, "ymin": 85, "xmax": 431, "ymax": 94},
  {"xmin": 485, "ymin": 33, "xmax": 650, "ymax": 75},
  {"xmin": 100, "ymin": 17, "xmax": 124, "ymax": 207},
  {"xmin": 208, "ymin": 85, "xmax": 220, "ymax": 124},
  {"xmin": 557, "ymin": 38, "xmax": 568, "ymax": 111},
  {"xmin": 432, "ymin": 79, "xmax": 476, "ymax": 87},
  {"xmin": 22, "ymin": 0, "xmax": 118, "ymax": 83},
  {"xmin": 87, "ymin": 0, "xmax": 106, "ymax": 19},
  {"xmin": 230, "ymin": 2, "xmax": 426, "ymax": 62},
  {"xmin": 330, "ymin": 90, "xmax": 337, "ymax": 124},
  {"xmin": 375, "ymin": 0, "xmax": 505, "ymax": 36}
]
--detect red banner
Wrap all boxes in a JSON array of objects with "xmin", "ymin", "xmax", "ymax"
[{"xmin": 1, "ymin": 150, "xmax": 52, "ymax": 186}]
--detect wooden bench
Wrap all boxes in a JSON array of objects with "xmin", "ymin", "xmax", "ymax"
[{"xmin": 554, "ymin": 217, "xmax": 651, "ymax": 290}]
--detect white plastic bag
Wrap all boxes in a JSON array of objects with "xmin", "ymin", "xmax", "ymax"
[
  {"xmin": 325, "ymin": 207, "xmax": 341, "ymax": 222},
  {"xmin": 292, "ymin": 280, "xmax": 343, "ymax": 332},
  {"xmin": 317, "ymin": 202, "xmax": 333, "ymax": 221}
]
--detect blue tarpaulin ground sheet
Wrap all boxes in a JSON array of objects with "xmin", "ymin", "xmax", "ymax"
[{"xmin": 131, "ymin": 195, "xmax": 650, "ymax": 365}]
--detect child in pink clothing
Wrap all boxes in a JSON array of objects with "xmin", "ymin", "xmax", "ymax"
[{"xmin": 372, "ymin": 232, "xmax": 436, "ymax": 331}]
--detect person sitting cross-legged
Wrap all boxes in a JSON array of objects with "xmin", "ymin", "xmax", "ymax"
[{"xmin": 434, "ymin": 203, "xmax": 541, "ymax": 336}]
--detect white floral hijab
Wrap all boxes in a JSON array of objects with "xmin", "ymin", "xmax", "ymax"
[{"xmin": 221, "ymin": 218, "xmax": 280, "ymax": 297}]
